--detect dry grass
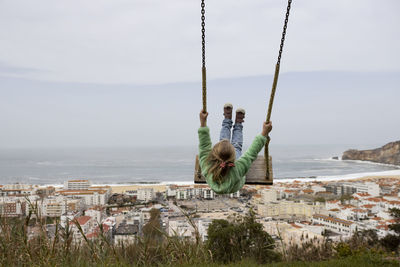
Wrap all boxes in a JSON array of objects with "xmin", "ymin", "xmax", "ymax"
[{"xmin": 0, "ymin": 204, "xmax": 396, "ymax": 267}]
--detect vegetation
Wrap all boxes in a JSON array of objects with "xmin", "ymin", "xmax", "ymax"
[
  {"xmin": 0, "ymin": 208, "xmax": 398, "ymax": 266},
  {"xmin": 340, "ymin": 194, "xmax": 353, "ymax": 204},
  {"xmin": 380, "ymin": 208, "xmax": 400, "ymax": 251},
  {"xmin": 206, "ymin": 210, "xmax": 280, "ymax": 263},
  {"xmin": 314, "ymin": 196, "xmax": 326, "ymax": 203}
]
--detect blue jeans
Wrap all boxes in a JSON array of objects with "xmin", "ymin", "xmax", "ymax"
[{"xmin": 219, "ymin": 119, "xmax": 243, "ymax": 159}]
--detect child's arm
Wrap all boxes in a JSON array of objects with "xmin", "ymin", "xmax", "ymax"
[
  {"xmin": 198, "ymin": 111, "xmax": 211, "ymax": 167},
  {"xmin": 235, "ymin": 122, "xmax": 272, "ymax": 177},
  {"xmin": 200, "ymin": 110, "xmax": 208, "ymax": 127}
]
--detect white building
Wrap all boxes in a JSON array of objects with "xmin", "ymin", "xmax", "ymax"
[
  {"xmin": 263, "ymin": 221, "xmax": 324, "ymax": 245},
  {"xmin": 261, "ymin": 190, "xmax": 277, "ymax": 203},
  {"xmin": 69, "ymin": 216, "xmax": 94, "ymax": 242},
  {"xmin": 58, "ymin": 190, "xmax": 108, "ymax": 207},
  {"xmin": 85, "ymin": 209, "xmax": 103, "ymax": 225},
  {"xmin": 2, "ymin": 183, "xmax": 32, "ymax": 190},
  {"xmin": 342, "ymin": 182, "xmax": 380, "ymax": 196},
  {"xmin": 64, "ymin": 180, "xmax": 91, "ymax": 190},
  {"xmin": 137, "ymin": 188, "xmax": 154, "ymax": 202},
  {"xmin": 311, "ymin": 184, "xmax": 326, "ymax": 194},
  {"xmin": 229, "ymin": 191, "xmax": 240, "ymax": 198},
  {"xmin": 166, "ymin": 186, "xmax": 177, "ymax": 198},
  {"xmin": 258, "ymin": 201, "xmax": 324, "ymax": 220},
  {"xmin": 0, "ymin": 183, "xmax": 35, "ymax": 196},
  {"xmin": 202, "ymin": 189, "xmax": 215, "ymax": 200},
  {"xmin": 114, "ymin": 221, "xmax": 139, "ymax": 245},
  {"xmin": 325, "ymin": 200, "xmax": 341, "ymax": 210},
  {"xmin": 42, "ymin": 197, "xmax": 67, "ymax": 217},
  {"xmin": 312, "ymin": 214, "xmax": 356, "ymax": 235},
  {"xmin": 0, "ymin": 199, "xmax": 27, "ymax": 217},
  {"xmin": 197, "ymin": 219, "xmax": 212, "ymax": 241},
  {"xmin": 176, "ymin": 189, "xmax": 188, "ymax": 200},
  {"xmin": 168, "ymin": 219, "xmax": 195, "ymax": 239}
]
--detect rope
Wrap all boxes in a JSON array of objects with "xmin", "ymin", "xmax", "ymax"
[
  {"xmin": 265, "ymin": 0, "xmax": 292, "ymax": 179},
  {"xmin": 201, "ymin": 0, "xmax": 207, "ymax": 112}
]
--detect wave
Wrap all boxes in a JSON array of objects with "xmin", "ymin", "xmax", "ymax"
[
  {"xmin": 276, "ymin": 169, "xmax": 400, "ymax": 183},
  {"xmin": 313, "ymin": 157, "xmax": 400, "ymax": 168}
]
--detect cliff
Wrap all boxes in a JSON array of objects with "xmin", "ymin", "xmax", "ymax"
[{"xmin": 342, "ymin": 141, "xmax": 400, "ymax": 166}]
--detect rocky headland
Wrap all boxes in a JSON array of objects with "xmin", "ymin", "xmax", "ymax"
[{"xmin": 342, "ymin": 141, "xmax": 400, "ymax": 166}]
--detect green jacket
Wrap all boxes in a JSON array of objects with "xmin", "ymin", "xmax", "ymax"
[{"xmin": 198, "ymin": 126, "xmax": 267, "ymax": 194}]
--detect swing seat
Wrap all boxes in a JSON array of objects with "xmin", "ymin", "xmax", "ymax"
[{"xmin": 194, "ymin": 155, "xmax": 273, "ymax": 185}]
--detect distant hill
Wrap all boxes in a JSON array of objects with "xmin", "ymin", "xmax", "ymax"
[{"xmin": 342, "ymin": 141, "xmax": 400, "ymax": 166}]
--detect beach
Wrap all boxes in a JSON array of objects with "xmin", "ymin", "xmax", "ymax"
[{"xmin": 105, "ymin": 174, "xmax": 400, "ymax": 194}]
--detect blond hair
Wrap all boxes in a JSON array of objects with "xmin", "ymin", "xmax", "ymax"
[{"xmin": 206, "ymin": 140, "xmax": 236, "ymax": 184}]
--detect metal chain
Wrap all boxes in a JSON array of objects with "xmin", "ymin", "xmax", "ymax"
[
  {"xmin": 201, "ymin": 0, "xmax": 207, "ymax": 112},
  {"xmin": 277, "ymin": 0, "xmax": 292, "ymax": 66},
  {"xmin": 201, "ymin": 0, "xmax": 206, "ymax": 68},
  {"xmin": 265, "ymin": 0, "xmax": 292, "ymax": 180}
]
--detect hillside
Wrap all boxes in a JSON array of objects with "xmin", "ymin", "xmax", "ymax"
[{"xmin": 342, "ymin": 141, "xmax": 400, "ymax": 166}]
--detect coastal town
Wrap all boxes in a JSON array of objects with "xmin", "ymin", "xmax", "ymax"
[{"xmin": 1, "ymin": 177, "xmax": 400, "ymax": 245}]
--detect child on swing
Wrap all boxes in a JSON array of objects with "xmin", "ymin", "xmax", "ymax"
[{"xmin": 198, "ymin": 103, "xmax": 273, "ymax": 194}]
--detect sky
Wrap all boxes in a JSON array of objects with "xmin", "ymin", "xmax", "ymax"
[{"xmin": 0, "ymin": 0, "xmax": 399, "ymax": 148}]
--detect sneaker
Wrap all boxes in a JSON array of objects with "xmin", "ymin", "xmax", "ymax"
[
  {"xmin": 235, "ymin": 108, "xmax": 245, "ymax": 123},
  {"xmin": 223, "ymin": 103, "xmax": 233, "ymax": 120}
]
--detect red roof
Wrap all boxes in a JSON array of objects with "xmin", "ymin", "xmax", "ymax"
[
  {"xmin": 355, "ymin": 193, "xmax": 371, "ymax": 197},
  {"xmin": 87, "ymin": 224, "xmax": 111, "ymax": 239},
  {"xmin": 71, "ymin": 216, "xmax": 92, "ymax": 226},
  {"xmin": 377, "ymin": 225, "xmax": 389, "ymax": 230},
  {"xmin": 303, "ymin": 189, "xmax": 314, "ymax": 193},
  {"xmin": 367, "ymin": 198, "xmax": 383, "ymax": 202},
  {"xmin": 290, "ymin": 223, "xmax": 302, "ymax": 229},
  {"xmin": 352, "ymin": 209, "xmax": 367, "ymax": 213},
  {"xmin": 362, "ymin": 204, "xmax": 375, "ymax": 209},
  {"xmin": 284, "ymin": 190, "xmax": 296, "ymax": 193}
]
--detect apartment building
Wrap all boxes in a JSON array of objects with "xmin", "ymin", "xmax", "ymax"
[
  {"xmin": 0, "ymin": 200, "xmax": 27, "ymax": 217},
  {"xmin": 261, "ymin": 189, "xmax": 277, "ymax": 203},
  {"xmin": 312, "ymin": 214, "xmax": 356, "ymax": 235},
  {"xmin": 43, "ymin": 200, "xmax": 66, "ymax": 217},
  {"xmin": 168, "ymin": 219, "xmax": 195, "ymax": 239},
  {"xmin": 326, "ymin": 182, "xmax": 379, "ymax": 196},
  {"xmin": 258, "ymin": 201, "xmax": 324, "ymax": 220},
  {"xmin": 58, "ymin": 190, "xmax": 108, "ymax": 206},
  {"xmin": 137, "ymin": 188, "xmax": 154, "ymax": 202},
  {"xmin": 64, "ymin": 180, "xmax": 91, "ymax": 190}
]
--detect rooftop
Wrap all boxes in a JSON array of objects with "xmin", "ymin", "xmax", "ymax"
[
  {"xmin": 115, "ymin": 223, "xmax": 139, "ymax": 235},
  {"xmin": 71, "ymin": 216, "xmax": 92, "ymax": 226},
  {"xmin": 313, "ymin": 214, "xmax": 353, "ymax": 226}
]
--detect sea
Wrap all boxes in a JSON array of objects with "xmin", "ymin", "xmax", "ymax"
[{"xmin": 0, "ymin": 145, "xmax": 399, "ymax": 186}]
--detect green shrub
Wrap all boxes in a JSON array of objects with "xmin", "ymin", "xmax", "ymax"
[{"xmin": 206, "ymin": 210, "xmax": 281, "ymax": 264}]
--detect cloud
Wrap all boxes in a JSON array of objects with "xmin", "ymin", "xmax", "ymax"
[
  {"xmin": 0, "ymin": 71, "xmax": 399, "ymax": 148},
  {"xmin": 0, "ymin": 0, "xmax": 399, "ymax": 84}
]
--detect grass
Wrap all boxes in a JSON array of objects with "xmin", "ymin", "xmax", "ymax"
[{"xmin": 0, "ymin": 208, "xmax": 397, "ymax": 267}]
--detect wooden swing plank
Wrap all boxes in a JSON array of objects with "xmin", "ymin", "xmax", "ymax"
[{"xmin": 194, "ymin": 155, "xmax": 273, "ymax": 185}]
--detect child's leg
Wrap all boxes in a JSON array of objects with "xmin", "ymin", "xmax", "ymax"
[
  {"xmin": 232, "ymin": 123, "xmax": 243, "ymax": 159},
  {"xmin": 220, "ymin": 119, "xmax": 233, "ymax": 141},
  {"xmin": 219, "ymin": 103, "xmax": 233, "ymax": 141},
  {"xmin": 232, "ymin": 108, "xmax": 245, "ymax": 159}
]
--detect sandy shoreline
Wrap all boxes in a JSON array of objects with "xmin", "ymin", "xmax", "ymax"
[
  {"xmin": 105, "ymin": 175, "xmax": 400, "ymax": 194},
  {"xmin": 344, "ymin": 175, "xmax": 400, "ymax": 182}
]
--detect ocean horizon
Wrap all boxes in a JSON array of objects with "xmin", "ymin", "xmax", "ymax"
[{"xmin": 1, "ymin": 144, "xmax": 399, "ymax": 185}]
